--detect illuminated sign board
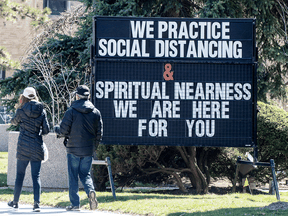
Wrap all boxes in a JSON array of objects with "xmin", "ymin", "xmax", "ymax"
[{"xmin": 92, "ymin": 16, "xmax": 257, "ymax": 147}]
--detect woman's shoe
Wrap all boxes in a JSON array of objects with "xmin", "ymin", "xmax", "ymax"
[
  {"xmin": 7, "ymin": 201, "xmax": 18, "ymax": 211},
  {"xmin": 33, "ymin": 201, "xmax": 40, "ymax": 212}
]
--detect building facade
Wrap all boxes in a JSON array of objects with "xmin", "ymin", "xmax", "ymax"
[{"xmin": 0, "ymin": 0, "xmax": 81, "ymax": 79}]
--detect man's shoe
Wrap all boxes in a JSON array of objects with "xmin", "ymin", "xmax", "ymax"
[
  {"xmin": 7, "ymin": 201, "xmax": 18, "ymax": 211},
  {"xmin": 89, "ymin": 190, "xmax": 98, "ymax": 210},
  {"xmin": 66, "ymin": 205, "xmax": 80, "ymax": 211},
  {"xmin": 33, "ymin": 201, "xmax": 40, "ymax": 212}
]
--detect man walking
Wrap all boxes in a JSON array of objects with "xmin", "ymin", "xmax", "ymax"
[{"xmin": 54, "ymin": 85, "xmax": 103, "ymax": 211}]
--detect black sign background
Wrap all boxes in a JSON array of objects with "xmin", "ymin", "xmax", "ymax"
[
  {"xmin": 92, "ymin": 16, "xmax": 257, "ymax": 147},
  {"xmin": 94, "ymin": 16, "xmax": 256, "ymax": 62}
]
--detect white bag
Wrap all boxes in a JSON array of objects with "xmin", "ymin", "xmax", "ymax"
[{"xmin": 42, "ymin": 142, "xmax": 49, "ymax": 163}]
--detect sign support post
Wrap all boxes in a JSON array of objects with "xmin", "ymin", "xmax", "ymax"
[{"xmin": 232, "ymin": 157, "xmax": 280, "ymax": 200}]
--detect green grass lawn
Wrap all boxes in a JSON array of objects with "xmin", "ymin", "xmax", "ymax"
[
  {"xmin": 0, "ymin": 152, "xmax": 8, "ymax": 187},
  {"xmin": 1, "ymin": 151, "xmax": 287, "ymax": 215}
]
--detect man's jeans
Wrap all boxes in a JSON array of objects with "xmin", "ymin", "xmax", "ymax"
[
  {"xmin": 67, "ymin": 154, "xmax": 95, "ymax": 207},
  {"xmin": 14, "ymin": 159, "xmax": 41, "ymax": 202}
]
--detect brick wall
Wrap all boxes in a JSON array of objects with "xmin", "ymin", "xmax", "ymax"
[{"xmin": 0, "ymin": 0, "xmax": 42, "ymax": 77}]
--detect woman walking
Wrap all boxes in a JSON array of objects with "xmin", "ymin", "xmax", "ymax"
[{"xmin": 7, "ymin": 87, "xmax": 50, "ymax": 212}]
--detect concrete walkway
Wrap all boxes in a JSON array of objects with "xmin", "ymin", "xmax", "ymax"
[{"xmin": 0, "ymin": 202, "xmax": 133, "ymax": 216}]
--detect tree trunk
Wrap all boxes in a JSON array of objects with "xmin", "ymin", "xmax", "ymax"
[
  {"xmin": 198, "ymin": 148, "xmax": 211, "ymax": 185},
  {"xmin": 171, "ymin": 172, "xmax": 187, "ymax": 192},
  {"xmin": 176, "ymin": 146, "xmax": 208, "ymax": 194},
  {"xmin": 203, "ymin": 150, "xmax": 210, "ymax": 185}
]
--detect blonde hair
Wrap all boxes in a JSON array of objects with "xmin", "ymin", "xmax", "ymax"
[{"xmin": 17, "ymin": 94, "xmax": 39, "ymax": 109}]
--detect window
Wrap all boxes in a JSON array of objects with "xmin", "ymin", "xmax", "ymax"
[
  {"xmin": 0, "ymin": 68, "xmax": 5, "ymax": 80},
  {"xmin": 44, "ymin": 0, "xmax": 67, "ymax": 15}
]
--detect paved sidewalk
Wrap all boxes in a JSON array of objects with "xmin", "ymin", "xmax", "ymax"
[{"xmin": 0, "ymin": 202, "xmax": 133, "ymax": 216}]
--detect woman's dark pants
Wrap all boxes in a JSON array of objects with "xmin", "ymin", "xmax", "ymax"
[{"xmin": 13, "ymin": 159, "xmax": 41, "ymax": 203}]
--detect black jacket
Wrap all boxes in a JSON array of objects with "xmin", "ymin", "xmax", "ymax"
[
  {"xmin": 11, "ymin": 101, "xmax": 50, "ymax": 161},
  {"xmin": 55, "ymin": 99, "xmax": 103, "ymax": 157}
]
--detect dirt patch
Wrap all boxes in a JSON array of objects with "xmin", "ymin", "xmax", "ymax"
[
  {"xmin": 154, "ymin": 178, "xmax": 267, "ymax": 195},
  {"xmin": 259, "ymin": 202, "xmax": 288, "ymax": 211},
  {"xmin": 143, "ymin": 186, "xmax": 268, "ymax": 196}
]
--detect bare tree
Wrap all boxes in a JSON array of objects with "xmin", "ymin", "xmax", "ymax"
[
  {"xmin": 19, "ymin": 4, "xmax": 90, "ymax": 126},
  {"xmin": 276, "ymin": 0, "xmax": 288, "ymax": 44},
  {"xmin": 28, "ymin": 44, "xmax": 88, "ymax": 126}
]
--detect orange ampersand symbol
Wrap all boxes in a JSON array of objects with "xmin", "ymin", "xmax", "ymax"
[{"xmin": 163, "ymin": 63, "xmax": 174, "ymax": 81}]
